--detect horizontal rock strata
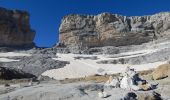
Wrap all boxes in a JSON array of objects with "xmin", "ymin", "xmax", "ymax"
[{"xmin": 59, "ymin": 12, "xmax": 170, "ymax": 48}]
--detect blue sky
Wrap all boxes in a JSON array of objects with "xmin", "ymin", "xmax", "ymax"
[{"xmin": 0, "ymin": 0, "xmax": 170, "ymax": 47}]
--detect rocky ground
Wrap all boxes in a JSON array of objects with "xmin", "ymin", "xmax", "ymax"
[
  {"xmin": 0, "ymin": 49, "xmax": 69, "ymax": 78},
  {"xmin": 0, "ymin": 39, "xmax": 170, "ymax": 100},
  {"xmin": 0, "ymin": 69, "xmax": 169, "ymax": 100}
]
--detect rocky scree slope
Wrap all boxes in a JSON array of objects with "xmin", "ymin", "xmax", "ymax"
[
  {"xmin": 0, "ymin": 52, "xmax": 70, "ymax": 77},
  {"xmin": 0, "ymin": 7, "xmax": 35, "ymax": 48},
  {"xmin": 59, "ymin": 12, "xmax": 170, "ymax": 48}
]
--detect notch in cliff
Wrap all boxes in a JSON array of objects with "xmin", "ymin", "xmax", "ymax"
[
  {"xmin": 0, "ymin": 7, "xmax": 36, "ymax": 48},
  {"xmin": 59, "ymin": 12, "xmax": 170, "ymax": 48}
]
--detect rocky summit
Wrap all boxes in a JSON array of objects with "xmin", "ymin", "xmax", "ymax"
[
  {"xmin": 0, "ymin": 7, "xmax": 35, "ymax": 48},
  {"xmin": 59, "ymin": 12, "xmax": 170, "ymax": 48}
]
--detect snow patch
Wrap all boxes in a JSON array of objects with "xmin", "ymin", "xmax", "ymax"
[
  {"xmin": 42, "ymin": 53, "xmax": 166, "ymax": 80},
  {"xmin": 0, "ymin": 52, "xmax": 31, "ymax": 57}
]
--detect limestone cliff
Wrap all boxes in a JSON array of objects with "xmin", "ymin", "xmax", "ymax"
[
  {"xmin": 0, "ymin": 7, "xmax": 35, "ymax": 48},
  {"xmin": 59, "ymin": 12, "xmax": 170, "ymax": 48}
]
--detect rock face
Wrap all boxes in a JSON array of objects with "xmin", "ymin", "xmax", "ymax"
[
  {"xmin": 59, "ymin": 12, "xmax": 170, "ymax": 48},
  {"xmin": 0, "ymin": 7, "xmax": 35, "ymax": 48}
]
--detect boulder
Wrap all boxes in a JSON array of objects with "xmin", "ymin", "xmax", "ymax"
[
  {"xmin": 152, "ymin": 64, "xmax": 170, "ymax": 80},
  {"xmin": 0, "ymin": 7, "xmax": 35, "ymax": 48},
  {"xmin": 123, "ymin": 92, "xmax": 137, "ymax": 100},
  {"xmin": 138, "ymin": 84, "xmax": 152, "ymax": 91},
  {"xmin": 123, "ymin": 91, "xmax": 162, "ymax": 100}
]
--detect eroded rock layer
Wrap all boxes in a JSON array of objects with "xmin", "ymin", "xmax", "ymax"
[
  {"xmin": 59, "ymin": 12, "xmax": 170, "ymax": 48},
  {"xmin": 0, "ymin": 7, "xmax": 35, "ymax": 47}
]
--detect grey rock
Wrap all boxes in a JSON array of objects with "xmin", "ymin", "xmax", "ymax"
[
  {"xmin": 37, "ymin": 75, "xmax": 55, "ymax": 81},
  {"xmin": 1, "ymin": 54, "xmax": 69, "ymax": 77},
  {"xmin": 122, "ymin": 92, "xmax": 137, "ymax": 100},
  {"xmin": 97, "ymin": 47, "xmax": 170, "ymax": 65},
  {"xmin": 55, "ymin": 47, "xmax": 70, "ymax": 54},
  {"xmin": 137, "ymin": 91, "xmax": 162, "ymax": 100},
  {"xmin": 0, "ymin": 87, "xmax": 16, "ymax": 95},
  {"xmin": 74, "ymin": 56, "xmax": 98, "ymax": 60},
  {"xmin": 77, "ymin": 83, "xmax": 104, "ymax": 92}
]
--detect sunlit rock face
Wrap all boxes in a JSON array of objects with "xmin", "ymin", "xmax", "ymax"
[
  {"xmin": 0, "ymin": 7, "xmax": 35, "ymax": 48},
  {"xmin": 59, "ymin": 12, "xmax": 170, "ymax": 48}
]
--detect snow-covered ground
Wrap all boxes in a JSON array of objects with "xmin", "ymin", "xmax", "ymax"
[
  {"xmin": 0, "ymin": 52, "xmax": 31, "ymax": 57},
  {"xmin": 42, "ymin": 53, "xmax": 166, "ymax": 80},
  {"xmin": 42, "ymin": 41, "xmax": 170, "ymax": 80},
  {"xmin": 0, "ymin": 58, "xmax": 20, "ymax": 62},
  {"xmin": 0, "ymin": 52, "xmax": 31, "ymax": 62}
]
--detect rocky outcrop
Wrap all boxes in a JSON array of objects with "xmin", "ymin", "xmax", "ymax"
[
  {"xmin": 0, "ymin": 67, "xmax": 35, "ymax": 80},
  {"xmin": 59, "ymin": 12, "xmax": 170, "ymax": 48},
  {"xmin": 0, "ymin": 7, "xmax": 35, "ymax": 48},
  {"xmin": 1, "ymin": 54, "xmax": 69, "ymax": 77}
]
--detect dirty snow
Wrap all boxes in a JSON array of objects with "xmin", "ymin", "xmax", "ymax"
[
  {"xmin": 0, "ymin": 52, "xmax": 31, "ymax": 62},
  {"xmin": 42, "ymin": 52, "xmax": 166, "ymax": 80}
]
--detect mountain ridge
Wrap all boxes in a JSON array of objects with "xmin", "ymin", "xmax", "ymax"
[{"xmin": 59, "ymin": 12, "xmax": 170, "ymax": 48}]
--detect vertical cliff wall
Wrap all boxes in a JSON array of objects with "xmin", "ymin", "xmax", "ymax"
[
  {"xmin": 0, "ymin": 7, "xmax": 35, "ymax": 48},
  {"xmin": 59, "ymin": 12, "xmax": 170, "ymax": 48}
]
